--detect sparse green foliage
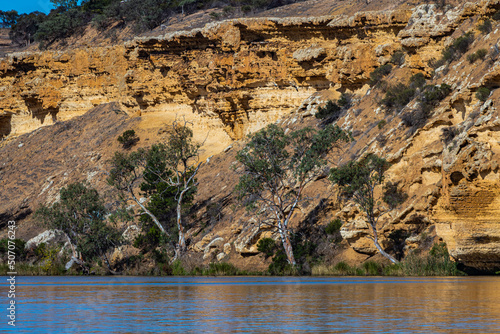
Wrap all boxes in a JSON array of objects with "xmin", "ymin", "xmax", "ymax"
[
  {"xmin": 315, "ymin": 100, "xmax": 341, "ymax": 120},
  {"xmin": 467, "ymin": 48, "xmax": 488, "ymax": 63},
  {"xmin": 395, "ymin": 83, "xmax": 451, "ymax": 133},
  {"xmin": 476, "ymin": 87, "xmax": 491, "ymax": 102},
  {"xmin": 478, "ymin": 19, "xmax": 492, "ymax": 34},
  {"xmin": 325, "ymin": 218, "xmax": 342, "ymax": 235},
  {"xmin": 330, "ymin": 154, "xmax": 400, "ymax": 263},
  {"xmin": 236, "ymin": 123, "xmax": 351, "ymax": 266},
  {"xmin": 117, "ymin": 129, "xmax": 139, "ymax": 149},
  {"xmin": 0, "ymin": 10, "xmax": 20, "ymax": 27},
  {"xmin": 422, "ymin": 83, "xmax": 452, "ymax": 108},
  {"xmin": 381, "ymin": 83, "xmax": 416, "ymax": 112},
  {"xmin": 241, "ymin": 5, "xmax": 253, "ymax": 13},
  {"xmin": 259, "ymin": 234, "xmax": 316, "ymax": 275},
  {"xmin": 337, "ymin": 92, "xmax": 352, "ymax": 109},
  {"xmin": 158, "ymin": 121, "xmax": 203, "ymax": 256},
  {"xmin": 442, "ymin": 32, "xmax": 474, "ymax": 62},
  {"xmin": 390, "ymin": 50, "xmax": 405, "ymax": 66},
  {"xmin": 493, "ymin": 10, "xmax": 500, "ymax": 21},
  {"xmin": 384, "ymin": 242, "xmax": 463, "ymax": 276},
  {"xmin": 107, "ymin": 148, "xmax": 170, "ymax": 235},
  {"xmin": 257, "ymin": 238, "xmax": 277, "ymax": 259},
  {"xmin": 315, "ymin": 93, "xmax": 352, "ymax": 124},
  {"xmin": 381, "ymin": 73, "xmax": 427, "ymax": 113},
  {"xmin": 35, "ymin": 182, "xmax": 120, "ymax": 272},
  {"xmin": 377, "ymin": 120, "xmax": 386, "ymax": 129},
  {"xmin": 0, "ymin": 238, "xmax": 26, "ymax": 261},
  {"xmin": 369, "ymin": 64, "xmax": 392, "ymax": 86}
]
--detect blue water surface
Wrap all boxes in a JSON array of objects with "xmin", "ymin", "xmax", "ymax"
[{"xmin": 1, "ymin": 276, "xmax": 499, "ymax": 333}]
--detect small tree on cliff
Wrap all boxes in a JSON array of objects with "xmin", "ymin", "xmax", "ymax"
[
  {"xmin": 152, "ymin": 121, "xmax": 204, "ymax": 258},
  {"xmin": 329, "ymin": 154, "xmax": 406, "ymax": 264},
  {"xmin": 35, "ymin": 182, "xmax": 120, "ymax": 273},
  {"xmin": 107, "ymin": 148, "xmax": 170, "ymax": 235},
  {"xmin": 235, "ymin": 123, "xmax": 351, "ymax": 266},
  {"xmin": 107, "ymin": 121, "xmax": 203, "ymax": 259}
]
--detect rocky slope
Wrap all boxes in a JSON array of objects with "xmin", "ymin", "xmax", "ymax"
[{"xmin": 1, "ymin": 0, "xmax": 500, "ymax": 273}]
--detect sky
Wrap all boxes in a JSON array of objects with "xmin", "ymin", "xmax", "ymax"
[{"xmin": 0, "ymin": 0, "xmax": 55, "ymax": 15}]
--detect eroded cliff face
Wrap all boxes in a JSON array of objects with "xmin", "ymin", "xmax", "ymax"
[
  {"xmin": 0, "ymin": 10, "xmax": 414, "ymax": 153},
  {"xmin": 2, "ymin": 1, "xmax": 500, "ymax": 272}
]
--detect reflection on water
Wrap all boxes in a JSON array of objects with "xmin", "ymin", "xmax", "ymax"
[{"xmin": 1, "ymin": 276, "xmax": 499, "ymax": 333}]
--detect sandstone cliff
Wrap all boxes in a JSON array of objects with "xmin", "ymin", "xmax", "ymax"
[{"xmin": 1, "ymin": 0, "xmax": 500, "ymax": 273}]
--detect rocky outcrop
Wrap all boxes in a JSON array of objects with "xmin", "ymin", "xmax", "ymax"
[{"xmin": 0, "ymin": 9, "xmax": 414, "ymax": 155}]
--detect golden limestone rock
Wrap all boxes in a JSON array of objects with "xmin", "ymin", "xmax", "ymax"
[{"xmin": 2, "ymin": 1, "xmax": 500, "ymax": 272}]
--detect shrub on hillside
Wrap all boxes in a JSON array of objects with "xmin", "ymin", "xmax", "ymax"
[
  {"xmin": 467, "ymin": 48, "xmax": 488, "ymax": 63},
  {"xmin": 380, "ymin": 73, "xmax": 427, "ymax": 113},
  {"xmin": 390, "ymin": 50, "xmax": 405, "ymax": 66},
  {"xmin": 117, "ymin": 129, "xmax": 139, "ymax": 149},
  {"xmin": 9, "ymin": 11, "xmax": 46, "ymax": 46},
  {"xmin": 478, "ymin": 19, "xmax": 492, "ymax": 34},
  {"xmin": 369, "ymin": 64, "xmax": 392, "ymax": 86},
  {"xmin": 442, "ymin": 32, "xmax": 474, "ymax": 62},
  {"xmin": 325, "ymin": 219, "xmax": 342, "ymax": 235},
  {"xmin": 476, "ymin": 87, "xmax": 491, "ymax": 102},
  {"xmin": 315, "ymin": 93, "xmax": 352, "ymax": 124}
]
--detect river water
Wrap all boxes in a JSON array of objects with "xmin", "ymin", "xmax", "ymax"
[{"xmin": 1, "ymin": 276, "xmax": 499, "ymax": 333}]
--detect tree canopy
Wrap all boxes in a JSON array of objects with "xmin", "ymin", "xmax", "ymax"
[
  {"xmin": 235, "ymin": 123, "xmax": 351, "ymax": 267},
  {"xmin": 330, "ymin": 154, "xmax": 406, "ymax": 264},
  {"xmin": 35, "ymin": 182, "xmax": 120, "ymax": 272}
]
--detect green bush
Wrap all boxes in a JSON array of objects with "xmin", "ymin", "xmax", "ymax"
[
  {"xmin": 369, "ymin": 64, "xmax": 393, "ymax": 86},
  {"xmin": 390, "ymin": 50, "xmax": 405, "ymax": 66},
  {"xmin": 362, "ymin": 261, "xmax": 382, "ymax": 275},
  {"xmin": 381, "ymin": 83, "xmax": 416, "ymax": 112},
  {"xmin": 241, "ymin": 5, "xmax": 253, "ymax": 13},
  {"xmin": 467, "ymin": 48, "xmax": 488, "ymax": 63},
  {"xmin": 377, "ymin": 119, "xmax": 386, "ymax": 129},
  {"xmin": 476, "ymin": 87, "xmax": 491, "ymax": 102},
  {"xmin": 493, "ymin": 10, "xmax": 500, "ymax": 21},
  {"xmin": 0, "ymin": 238, "xmax": 27, "ymax": 260},
  {"xmin": 409, "ymin": 73, "xmax": 427, "ymax": 89},
  {"xmin": 315, "ymin": 100, "xmax": 341, "ymax": 120},
  {"xmin": 478, "ymin": 19, "xmax": 492, "ymax": 34},
  {"xmin": 337, "ymin": 92, "xmax": 352, "ymax": 109},
  {"xmin": 257, "ymin": 238, "xmax": 277, "ymax": 259},
  {"xmin": 325, "ymin": 219, "xmax": 342, "ymax": 235},
  {"xmin": 117, "ymin": 129, "xmax": 139, "ymax": 149},
  {"xmin": 259, "ymin": 234, "xmax": 316, "ymax": 275},
  {"xmin": 381, "ymin": 73, "xmax": 428, "ymax": 113},
  {"xmin": 401, "ymin": 108, "xmax": 430, "ymax": 133},
  {"xmin": 442, "ymin": 32, "xmax": 475, "ymax": 62},
  {"xmin": 422, "ymin": 83, "xmax": 452, "ymax": 108},
  {"xmin": 204, "ymin": 262, "xmax": 240, "ymax": 276},
  {"xmin": 384, "ymin": 243, "xmax": 464, "ymax": 276}
]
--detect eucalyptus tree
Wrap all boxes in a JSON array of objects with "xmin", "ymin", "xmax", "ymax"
[
  {"xmin": 155, "ymin": 121, "xmax": 204, "ymax": 256},
  {"xmin": 235, "ymin": 123, "xmax": 351, "ymax": 266},
  {"xmin": 35, "ymin": 182, "xmax": 120, "ymax": 272},
  {"xmin": 107, "ymin": 148, "xmax": 169, "ymax": 235},
  {"xmin": 108, "ymin": 121, "xmax": 203, "ymax": 258},
  {"xmin": 329, "ymin": 154, "xmax": 406, "ymax": 264}
]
